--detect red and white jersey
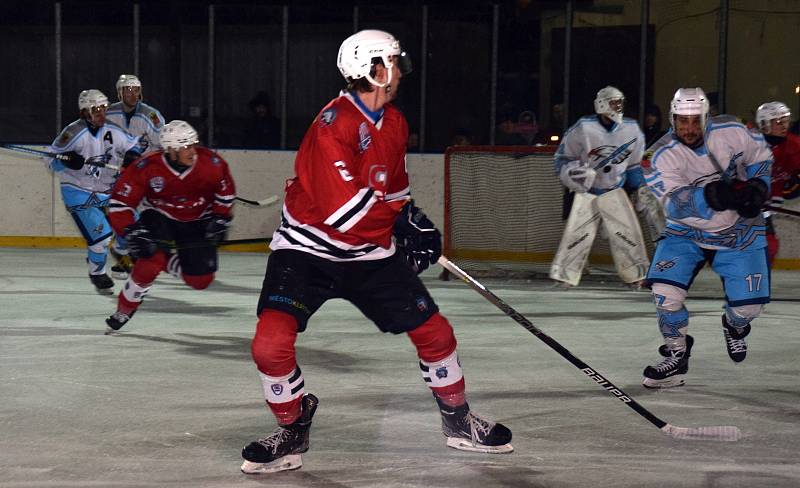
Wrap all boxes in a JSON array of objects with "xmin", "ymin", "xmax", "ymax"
[
  {"xmin": 769, "ymin": 132, "xmax": 800, "ymax": 202},
  {"xmin": 108, "ymin": 147, "xmax": 236, "ymax": 234},
  {"xmin": 270, "ymin": 90, "xmax": 411, "ymax": 261}
]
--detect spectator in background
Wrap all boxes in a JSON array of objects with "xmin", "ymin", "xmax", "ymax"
[
  {"xmin": 407, "ymin": 132, "xmax": 419, "ymax": 152},
  {"xmin": 516, "ymin": 110, "xmax": 538, "ymax": 145},
  {"xmin": 643, "ymin": 104, "xmax": 666, "ymax": 147},
  {"xmin": 535, "ymin": 102, "xmax": 564, "ymax": 146},
  {"xmin": 243, "ymin": 91, "xmax": 280, "ymax": 149},
  {"xmin": 450, "ymin": 128, "xmax": 472, "ymax": 146}
]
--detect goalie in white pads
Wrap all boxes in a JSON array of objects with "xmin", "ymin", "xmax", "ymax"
[
  {"xmin": 640, "ymin": 87, "xmax": 772, "ymax": 388},
  {"xmin": 550, "ymin": 86, "xmax": 651, "ymax": 287}
]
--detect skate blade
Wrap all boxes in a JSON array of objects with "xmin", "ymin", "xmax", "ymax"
[
  {"xmin": 111, "ymin": 271, "xmax": 129, "ymax": 280},
  {"xmin": 241, "ymin": 454, "xmax": 302, "ymax": 474},
  {"xmin": 104, "ymin": 327, "xmax": 121, "ymax": 336},
  {"xmin": 446, "ymin": 437, "xmax": 514, "ymax": 454},
  {"xmin": 642, "ymin": 375, "xmax": 685, "ymax": 389},
  {"xmin": 95, "ymin": 288, "xmax": 115, "ymax": 296}
]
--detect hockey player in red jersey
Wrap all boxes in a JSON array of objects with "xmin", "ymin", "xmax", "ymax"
[
  {"xmin": 239, "ymin": 29, "xmax": 512, "ymax": 475},
  {"xmin": 104, "ymin": 120, "xmax": 236, "ymax": 333},
  {"xmin": 755, "ymin": 101, "xmax": 800, "ymax": 266}
]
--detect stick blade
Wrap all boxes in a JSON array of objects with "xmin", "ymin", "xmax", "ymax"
[{"xmin": 661, "ymin": 423, "xmax": 742, "ymax": 442}]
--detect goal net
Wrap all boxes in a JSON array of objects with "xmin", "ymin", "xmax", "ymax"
[{"xmin": 443, "ymin": 145, "xmax": 617, "ymax": 279}]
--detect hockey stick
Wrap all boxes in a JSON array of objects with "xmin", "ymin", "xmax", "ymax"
[
  {"xmin": 154, "ymin": 237, "xmax": 271, "ymax": 251},
  {"xmin": 438, "ymin": 256, "xmax": 742, "ymax": 442},
  {"xmin": 0, "ymin": 143, "xmax": 119, "ymax": 170},
  {"xmin": 235, "ymin": 195, "xmax": 280, "ymax": 207},
  {"xmin": 764, "ymin": 205, "xmax": 800, "ymax": 218}
]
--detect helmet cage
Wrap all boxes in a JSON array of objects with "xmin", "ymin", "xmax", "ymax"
[{"xmin": 594, "ymin": 86, "xmax": 625, "ymax": 124}]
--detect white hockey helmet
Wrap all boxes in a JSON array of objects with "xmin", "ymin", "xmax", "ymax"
[
  {"xmin": 755, "ymin": 101, "xmax": 791, "ymax": 133},
  {"xmin": 116, "ymin": 74, "xmax": 143, "ymax": 101},
  {"xmin": 669, "ymin": 87, "xmax": 709, "ymax": 130},
  {"xmin": 78, "ymin": 89, "xmax": 109, "ymax": 111},
  {"xmin": 337, "ymin": 29, "xmax": 411, "ymax": 88},
  {"xmin": 159, "ymin": 120, "xmax": 199, "ymax": 150},
  {"xmin": 594, "ymin": 86, "xmax": 625, "ymax": 124}
]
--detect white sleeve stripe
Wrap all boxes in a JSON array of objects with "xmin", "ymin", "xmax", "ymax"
[
  {"xmin": 323, "ymin": 187, "xmax": 375, "ymax": 230},
  {"xmin": 385, "ymin": 186, "xmax": 410, "ymax": 201}
]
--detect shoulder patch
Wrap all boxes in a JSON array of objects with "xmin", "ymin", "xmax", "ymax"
[
  {"xmin": 149, "ymin": 111, "xmax": 162, "ymax": 127},
  {"xmin": 320, "ymin": 108, "xmax": 336, "ymax": 127},
  {"xmin": 136, "ymin": 158, "xmax": 149, "ymax": 169}
]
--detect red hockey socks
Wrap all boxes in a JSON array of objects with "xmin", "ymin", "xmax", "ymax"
[{"xmin": 408, "ymin": 313, "xmax": 466, "ymax": 407}]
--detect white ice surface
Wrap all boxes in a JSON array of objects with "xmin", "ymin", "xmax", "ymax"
[{"xmin": 1, "ymin": 248, "xmax": 799, "ymax": 487}]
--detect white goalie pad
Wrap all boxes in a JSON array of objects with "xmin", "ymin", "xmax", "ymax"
[
  {"xmin": 596, "ymin": 188, "xmax": 649, "ymax": 283},
  {"xmin": 549, "ymin": 192, "xmax": 600, "ymax": 286},
  {"xmin": 635, "ymin": 186, "xmax": 666, "ymax": 240}
]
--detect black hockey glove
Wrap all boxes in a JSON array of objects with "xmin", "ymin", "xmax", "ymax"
[
  {"xmin": 732, "ymin": 178, "xmax": 768, "ymax": 218},
  {"xmin": 55, "ymin": 151, "xmax": 85, "ymax": 170},
  {"xmin": 393, "ymin": 201, "xmax": 442, "ymax": 274},
  {"xmin": 204, "ymin": 214, "xmax": 232, "ymax": 243},
  {"xmin": 125, "ymin": 222, "xmax": 157, "ymax": 259},
  {"xmin": 704, "ymin": 178, "xmax": 768, "ymax": 218}
]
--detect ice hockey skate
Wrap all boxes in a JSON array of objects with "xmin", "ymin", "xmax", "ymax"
[
  {"xmin": 90, "ymin": 273, "xmax": 114, "ymax": 295},
  {"xmin": 722, "ymin": 317, "xmax": 750, "ymax": 363},
  {"xmin": 241, "ymin": 393, "xmax": 319, "ymax": 474},
  {"xmin": 642, "ymin": 335, "xmax": 694, "ymax": 389},
  {"xmin": 105, "ymin": 311, "xmax": 133, "ymax": 335},
  {"xmin": 436, "ymin": 398, "xmax": 513, "ymax": 453}
]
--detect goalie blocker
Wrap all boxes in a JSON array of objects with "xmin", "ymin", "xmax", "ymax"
[{"xmin": 550, "ymin": 188, "xmax": 649, "ymax": 287}]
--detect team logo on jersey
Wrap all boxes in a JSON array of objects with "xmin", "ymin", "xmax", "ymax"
[
  {"xmin": 358, "ymin": 122, "xmax": 372, "ymax": 153},
  {"xmin": 589, "ymin": 138, "xmax": 636, "ymax": 172},
  {"xmin": 435, "ymin": 367, "xmax": 448, "ymax": 379},
  {"xmin": 415, "ymin": 296, "xmax": 428, "ymax": 312},
  {"xmin": 149, "ymin": 176, "xmax": 165, "ymax": 193},
  {"xmin": 270, "ymin": 384, "xmax": 284, "ymax": 396},
  {"xmin": 655, "ymin": 259, "xmax": 676, "ymax": 272},
  {"xmin": 320, "ymin": 108, "xmax": 336, "ymax": 126},
  {"xmin": 369, "ymin": 165, "xmax": 388, "ymax": 187}
]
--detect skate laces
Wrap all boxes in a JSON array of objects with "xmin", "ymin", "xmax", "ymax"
[
  {"xmin": 256, "ymin": 427, "xmax": 292, "ymax": 454},
  {"xmin": 724, "ymin": 330, "xmax": 746, "ymax": 353},
  {"xmin": 465, "ymin": 411, "xmax": 495, "ymax": 443},
  {"xmin": 651, "ymin": 351, "xmax": 683, "ymax": 372}
]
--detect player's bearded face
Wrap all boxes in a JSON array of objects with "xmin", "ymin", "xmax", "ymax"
[
  {"xmin": 121, "ymin": 86, "xmax": 140, "ymax": 107},
  {"xmin": 674, "ymin": 115, "xmax": 703, "ymax": 147},
  {"xmin": 768, "ymin": 116, "xmax": 790, "ymax": 137}
]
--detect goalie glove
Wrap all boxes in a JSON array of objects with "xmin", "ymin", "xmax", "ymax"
[
  {"xmin": 125, "ymin": 222, "xmax": 157, "ymax": 259},
  {"xmin": 55, "ymin": 151, "xmax": 85, "ymax": 170},
  {"xmin": 393, "ymin": 201, "xmax": 442, "ymax": 274},
  {"xmin": 559, "ymin": 161, "xmax": 596, "ymax": 193},
  {"xmin": 204, "ymin": 214, "xmax": 232, "ymax": 243}
]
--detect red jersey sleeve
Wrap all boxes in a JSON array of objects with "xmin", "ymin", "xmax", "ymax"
[
  {"xmin": 199, "ymin": 149, "xmax": 237, "ymax": 217},
  {"xmin": 108, "ymin": 158, "xmax": 150, "ymax": 234}
]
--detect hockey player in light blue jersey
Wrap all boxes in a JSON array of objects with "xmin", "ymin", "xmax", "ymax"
[
  {"xmin": 49, "ymin": 89, "xmax": 143, "ymax": 294},
  {"xmin": 550, "ymin": 86, "xmax": 656, "ymax": 288},
  {"xmin": 105, "ymin": 74, "xmax": 165, "ymax": 278},
  {"xmin": 641, "ymin": 87, "xmax": 773, "ymax": 388}
]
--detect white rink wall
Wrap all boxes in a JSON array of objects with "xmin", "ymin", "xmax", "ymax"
[
  {"xmin": 0, "ymin": 148, "xmax": 443, "ymax": 243},
  {"xmin": 3, "ymin": 147, "xmax": 800, "ymax": 266}
]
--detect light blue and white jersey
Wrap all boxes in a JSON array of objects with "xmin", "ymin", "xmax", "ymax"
[
  {"xmin": 643, "ymin": 116, "xmax": 773, "ymax": 249},
  {"xmin": 554, "ymin": 115, "xmax": 645, "ymax": 194},
  {"xmin": 106, "ymin": 101, "xmax": 165, "ymax": 152},
  {"xmin": 49, "ymin": 119, "xmax": 141, "ymax": 194}
]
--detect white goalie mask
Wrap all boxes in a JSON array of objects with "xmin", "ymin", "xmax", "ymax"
[
  {"xmin": 159, "ymin": 120, "xmax": 199, "ymax": 151},
  {"xmin": 669, "ymin": 87, "xmax": 709, "ymax": 130},
  {"xmin": 337, "ymin": 29, "xmax": 412, "ymax": 88},
  {"xmin": 755, "ymin": 101, "xmax": 791, "ymax": 134},
  {"xmin": 116, "ymin": 74, "xmax": 143, "ymax": 101},
  {"xmin": 78, "ymin": 89, "xmax": 109, "ymax": 111},
  {"xmin": 594, "ymin": 86, "xmax": 625, "ymax": 125}
]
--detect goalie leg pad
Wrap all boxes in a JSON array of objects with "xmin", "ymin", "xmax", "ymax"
[
  {"xmin": 550, "ymin": 192, "xmax": 600, "ymax": 286},
  {"xmin": 596, "ymin": 188, "xmax": 649, "ymax": 283}
]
